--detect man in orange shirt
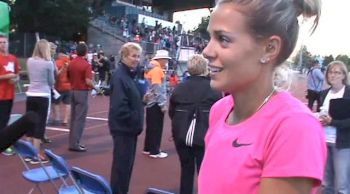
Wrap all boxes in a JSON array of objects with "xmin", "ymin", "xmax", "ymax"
[
  {"xmin": 52, "ymin": 52, "xmax": 71, "ymax": 126},
  {"xmin": 143, "ymin": 49, "xmax": 170, "ymax": 158},
  {"xmin": 0, "ymin": 34, "xmax": 20, "ymax": 155}
]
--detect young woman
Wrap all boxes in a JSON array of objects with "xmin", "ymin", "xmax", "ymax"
[
  {"xmin": 26, "ymin": 39, "xmax": 55, "ymax": 163},
  {"xmin": 198, "ymin": 0, "xmax": 326, "ymax": 193}
]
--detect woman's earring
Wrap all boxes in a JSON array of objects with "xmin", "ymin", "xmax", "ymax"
[{"xmin": 259, "ymin": 57, "xmax": 270, "ymax": 64}]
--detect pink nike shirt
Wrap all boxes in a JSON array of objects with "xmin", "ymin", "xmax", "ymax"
[{"xmin": 198, "ymin": 91, "xmax": 327, "ymax": 194}]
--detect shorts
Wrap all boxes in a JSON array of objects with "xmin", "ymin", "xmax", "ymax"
[{"xmin": 53, "ymin": 91, "xmax": 71, "ymax": 105}]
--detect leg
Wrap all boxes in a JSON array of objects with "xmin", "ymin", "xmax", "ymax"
[
  {"xmin": 323, "ymin": 145, "xmax": 335, "ymax": 194},
  {"xmin": 62, "ymin": 91, "xmax": 71, "ymax": 124},
  {"xmin": 0, "ymin": 100, "xmax": 13, "ymax": 131},
  {"xmin": 193, "ymin": 145, "xmax": 205, "ymax": 174},
  {"xmin": 333, "ymin": 148, "xmax": 350, "ymax": 194},
  {"xmin": 33, "ymin": 97, "xmax": 49, "ymax": 153},
  {"xmin": 70, "ymin": 92, "xmax": 76, "ymax": 132},
  {"xmin": 315, "ymin": 92, "xmax": 321, "ymax": 112},
  {"xmin": 0, "ymin": 112, "xmax": 38, "ymax": 152},
  {"xmin": 63, "ymin": 104, "xmax": 71, "ymax": 124},
  {"xmin": 307, "ymin": 89, "xmax": 316, "ymax": 111},
  {"xmin": 69, "ymin": 91, "xmax": 88, "ymax": 149},
  {"xmin": 143, "ymin": 106, "xmax": 153, "ymax": 152},
  {"xmin": 175, "ymin": 141, "xmax": 195, "ymax": 194},
  {"xmin": 145, "ymin": 104, "xmax": 164, "ymax": 155},
  {"xmin": 53, "ymin": 104, "xmax": 61, "ymax": 122},
  {"xmin": 111, "ymin": 135, "xmax": 137, "ymax": 194},
  {"xmin": 153, "ymin": 104, "xmax": 164, "ymax": 154}
]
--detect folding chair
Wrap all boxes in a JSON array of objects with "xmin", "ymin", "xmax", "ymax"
[
  {"xmin": 145, "ymin": 188, "xmax": 175, "ymax": 194},
  {"xmin": 71, "ymin": 167, "xmax": 112, "ymax": 194},
  {"xmin": 13, "ymin": 140, "xmax": 62, "ymax": 194},
  {"xmin": 44, "ymin": 149, "xmax": 83, "ymax": 194}
]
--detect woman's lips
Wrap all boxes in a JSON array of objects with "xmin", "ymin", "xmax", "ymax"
[{"xmin": 209, "ymin": 65, "xmax": 224, "ymax": 73}]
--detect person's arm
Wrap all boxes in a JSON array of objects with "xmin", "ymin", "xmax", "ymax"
[
  {"xmin": 109, "ymin": 75, "xmax": 134, "ymax": 120},
  {"xmin": 85, "ymin": 64, "xmax": 95, "ymax": 89},
  {"xmin": 320, "ymin": 114, "xmax": 350, "ymax": 129},
  {"xmin": 48, "ymin": 61, "xmax": 55, "ymax": 87},
  {"xmin": 168, "ymin": 94, "xmax": 175, "ymax": 119},
  {"xmin": 57, "ymin": 62, "xmax": 68, "ymax": 75},
  {"xmin": 315, "ymin": 69, "xmax": 324, "ymax": 82},
  {"xmin": 85, "ymin": 77, "xmax": 94, "ymax": 88},
  {"xmin": 259, "ymin": 178, "xmax": 313, "ymax": 194},
  {"xmin": 0, "ymin": 73, "xmax": 16, "ymax": 80},
  {"xmin": 0, "ymin": 57, "xmax": 20, "ymax": 81}
]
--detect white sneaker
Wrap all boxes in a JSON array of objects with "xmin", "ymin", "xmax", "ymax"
[
  {"xmin": 142, "ymin": 151, "xmax": 150, "ymax": 155},
  {"xmin": 149, "ymin": 151, "xmax": 168, "ymax": 159}
]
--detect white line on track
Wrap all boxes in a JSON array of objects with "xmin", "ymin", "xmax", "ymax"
[
  {"xmin": 86, "ymin": 116, "xmax": 108, "ymax": 121},
  {"xmin": 46, "ymin": 117, "xmax": 108, "ymax": 132},
  {"xmin": 46, "ymin": 126, "xmax": 69, "ymax": 132}
]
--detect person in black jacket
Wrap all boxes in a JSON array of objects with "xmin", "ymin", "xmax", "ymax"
[
  {"xmin": 169, "ymin": 54, "xmax": 222, "ymax": 194},
  {"xmin": 108, "ymin": 42, "xmax": 144, "ymax": 194},
  {"xmin": 318, "ymin": 60, "xmax": 350, "ymax": 194}
]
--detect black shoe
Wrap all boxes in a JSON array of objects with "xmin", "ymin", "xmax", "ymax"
[{"xmin": 68, "ymin": 146, "xmax": 87, "ymax": 152}]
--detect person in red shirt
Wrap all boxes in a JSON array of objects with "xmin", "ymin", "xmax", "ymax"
[
  {"xmin": 52, "ymin": 52, "xmax": 71, "ymax": 126},
  {"xmin": 67, "ymin": 42, "xmax": 94, "ymax": 152},
  {"xmin": 0, "ymin": 34, "xmax": 20, "ymax": 156},
  {"xmin": 169, "ymin": 71, "xmax": 179, "ymax": 94}
]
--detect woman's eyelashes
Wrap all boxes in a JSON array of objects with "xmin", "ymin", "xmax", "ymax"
[{"xmin": 217, "ymin": 34, "xmax": 231, "ymax": 47}]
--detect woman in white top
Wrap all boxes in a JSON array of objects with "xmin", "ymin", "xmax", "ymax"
[
  {"xmin": 25, "ymin": 39, "xmax": 55, "ymax": 164},
  {"xmin": 318, "ymin": 60, "xmax": 350, "ymax": 194}
]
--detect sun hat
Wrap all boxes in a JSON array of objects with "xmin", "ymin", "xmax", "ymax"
[{"xmin": 152, "ymin": 50, "xmax": 171, "ymax": 60}]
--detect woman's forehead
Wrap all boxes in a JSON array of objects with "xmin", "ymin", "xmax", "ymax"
[{"xmin": 209, "ymin": 4, "xmax": 248, "ymax": 32}]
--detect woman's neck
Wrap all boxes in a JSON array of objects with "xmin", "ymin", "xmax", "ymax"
[
  {"xmin": 227, "ymin": 85, "xmax": 275, "ymax": 125},
  {"xmin": 331, "ymin": 84, "xmax": 344, "ymax": 93}
]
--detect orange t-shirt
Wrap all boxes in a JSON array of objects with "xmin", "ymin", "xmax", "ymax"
[
  {"xmin": 55, "ymin": 56, "xmax": 71, "ymax": 91},
  {"xmin": 0, "ymin": 54, "xmax": 20, "ymax": 100},
  {"xmin": 144, "ymin": 60, "xmax": 164, "ymax": 85}
]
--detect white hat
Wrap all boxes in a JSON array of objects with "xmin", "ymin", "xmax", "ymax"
[{"xmin": 152, "ymin": 50, "xmax": 171, "ymax": 60}]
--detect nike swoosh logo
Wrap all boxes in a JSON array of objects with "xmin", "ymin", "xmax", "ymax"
[{"xmin": 232, "ymin": 138, "xmax": 252, "ymax": 148}]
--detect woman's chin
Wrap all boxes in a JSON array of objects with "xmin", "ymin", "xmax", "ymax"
[{"xmin": 210, "ymin": 80, "xmax": 224, "ymax": 92}]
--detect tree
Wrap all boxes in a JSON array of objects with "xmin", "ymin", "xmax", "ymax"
[
  {"xmin": 335, "ymin": 54, "xmax": 350, "ymax": 70},
  {"xmin": 8, "ymin": 0, "xmax": 90, "ymax": 40},
  {"xmin": 292, "ymin": 46, "xmax": 314, "ymax": 70},
  {"xmin": 322, "ymin": 55, "xmax": 334, "ymax": 67},
  {"xmin": 193, "ymin": 15, "xmax": 210, "ymax": 40}
]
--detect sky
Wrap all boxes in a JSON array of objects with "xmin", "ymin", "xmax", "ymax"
[{"xmin": 173, "ymin": 0, "xmax": 350, "ymax": 57}]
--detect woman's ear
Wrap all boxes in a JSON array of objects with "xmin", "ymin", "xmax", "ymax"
[{"xmin": 260, "ymin": 35, "xmax": 282, "ymax": 64}]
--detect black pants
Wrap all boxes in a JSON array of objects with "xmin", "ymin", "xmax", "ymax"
[
  {"xmin": 307, "ymin": 89, "xmax": 321, "ymax": 112},
  {"xmin": 111, "ymin": 134, "xmax": 138, "ymax": 194},
  {"xmin": 174, "ymin": 141, "xmax": 204, "ymax": 194},
  {"xmin": 26, "ymin": 97, "xmax": 49, "ymax": 139},
  {"xmin": 0, "ymin": 100, "xmax": 13, "ymax": 131},
  {"xmin": 144, "ymin": 104, "xmax": 164, "ymax": 155}
]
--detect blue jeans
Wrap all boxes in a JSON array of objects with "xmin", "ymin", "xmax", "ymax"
[{"xmin": 323, "ymin": 144, "xmax": 350, "ymax": 194}]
